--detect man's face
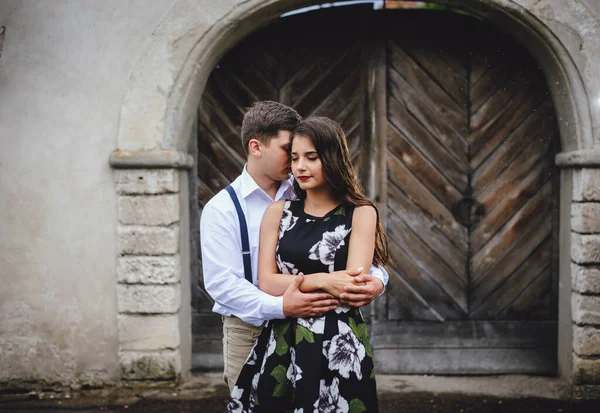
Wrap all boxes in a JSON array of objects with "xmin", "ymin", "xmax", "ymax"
[{"xmin": 259, "ymin": 130, "xmax": 292, "ymax": 182}]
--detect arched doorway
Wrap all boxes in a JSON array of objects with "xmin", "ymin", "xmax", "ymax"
[{"xmin": 191, "ymin": 4, "xmax": 560, "ymax": 374}]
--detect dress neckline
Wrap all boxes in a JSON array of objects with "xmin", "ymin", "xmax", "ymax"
[{"xmin": 300, "ymin": 200, "xmax": 344, "ymax": 220}]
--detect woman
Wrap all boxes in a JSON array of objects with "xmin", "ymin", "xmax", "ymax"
[{"xmin": 227, "ymin": 117, "xmax": 390, "ymax": 413}]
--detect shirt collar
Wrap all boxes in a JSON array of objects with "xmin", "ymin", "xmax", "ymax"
[{"xmin": 240, "ymin": 165, "xmax": 293, "ymax": 201}]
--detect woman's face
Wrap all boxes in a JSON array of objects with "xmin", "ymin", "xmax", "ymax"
[{"xmin": 291, "ymin": 135, "xmax": 325, "ymax": 191}]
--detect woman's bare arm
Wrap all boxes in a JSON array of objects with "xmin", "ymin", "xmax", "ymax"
[
  {"xmin": 257, "ymin": 202, "xmax": 360, "ymax": 297},
  {"xmin": 345, "ymin": 205, "xmax": 377, "ymax": 276}
]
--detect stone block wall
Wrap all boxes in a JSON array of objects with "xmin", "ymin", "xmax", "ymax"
[
  {"xmin": 115, "ymin": 169, "xmax": 183, "ymax": 380},
  {"xmin": 571, "ymin": 169, "xmax": 600, "ymax": 384}
]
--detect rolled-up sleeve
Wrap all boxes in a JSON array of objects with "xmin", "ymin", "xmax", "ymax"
[
  {"xmin": 200, "ymin": 201, "xmax": 284, "ymax": 326},
  {"xmin": 369, "ymin": 264, "xmax": 389, "ymax": 295}
]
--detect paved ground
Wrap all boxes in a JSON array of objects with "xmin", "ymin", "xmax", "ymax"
[{"xmin": 2, "ymin": 373, "xmax": 599, "ymax": 413}]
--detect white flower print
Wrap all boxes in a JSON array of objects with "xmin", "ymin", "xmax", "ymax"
[
  {"xmin": 308, "ymin": 225, "xmax": 351, "ymax": 272},
  {"xmin": 334, "ymin": 306, "xmax": 351, "ymax": 314},
  {"xmin": 260, "ymin": 328, "xmax": 277, "ymax": 375},
  {"xmin": 279, "ymin": 201, "xmax": 298, "ymax": 239},
  {"xmin": 246, "ymin": 345, "xmax": 257, "ymax": 366},
  {"xmin": 277, "ymin": 253, "xmax": 299, "ymax": 275},
  {"xmin": 323, "ymin": 321, "xmax": 365, "ymax": 380},
  {"xmin": 312, "ymin": 377, "xmax": 349, "ymax": 413},
  {"xmin": 226, "ymin": 386, "xmax": 246, "ymax": 413},
  {"xmin": 248, "ymin": 372, "xmax": 260, "ymax": 410},
  {"xmin": 294, "ymin": 409, "xmax": 304, "ymax": 413},
  {"xmin": 286, "ymin": 347, "xmax": 303, "ymax": 388},
  {"xmin": 297, "ymin": 316, "xmax": 325, "ymax": 335}
]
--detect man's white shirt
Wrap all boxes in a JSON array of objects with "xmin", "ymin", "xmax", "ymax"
[{"xmin": 200, "ymin": 166, "xmax": 389, "ymax": 326}]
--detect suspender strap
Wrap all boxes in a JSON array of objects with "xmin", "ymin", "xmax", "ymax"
[{"xmin": 225, "ymin": 185, "xmax": 253, "ymax": 284}]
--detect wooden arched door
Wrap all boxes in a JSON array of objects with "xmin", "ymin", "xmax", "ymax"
[{"xmin": 192, "ymin": 5, "xmax": 559, "ymax": 374}]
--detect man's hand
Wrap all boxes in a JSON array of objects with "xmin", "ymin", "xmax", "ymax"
[
  {"xmin": 283, "ymin": 275, "xmax": 340, "ymax": 318},
  {"xmin": 339, "ymin": 273, "xmax": 384, "ymax": 307}
]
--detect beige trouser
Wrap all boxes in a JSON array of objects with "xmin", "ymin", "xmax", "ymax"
[{"xmin": 222, "ymin": 315, "xmax": 263, "ymax": 395}]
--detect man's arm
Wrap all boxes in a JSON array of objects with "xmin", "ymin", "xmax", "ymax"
[
  {"xmin": 201, "ymin": 199, "xmax": 339, "ymax": 323},
  {"xmin": 201, "ymin": 202, "xmax": 283, "ymax": 326}
]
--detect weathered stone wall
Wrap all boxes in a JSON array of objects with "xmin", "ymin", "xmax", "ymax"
[
  {"xmin": 115, "ymin": 169, "xmax": 184, "ymax": 380},
  {"xmin": 572, "ymin": 169, "xmax": 600, "ymax": 384}
]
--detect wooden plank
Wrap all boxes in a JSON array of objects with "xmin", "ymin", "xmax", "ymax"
[
  {"xmin": 371, "ymin": 320, "xmax": 556, "ymax": 348},
  {"xmin": 469, "ymin": 86, "xmax": 545, "ymax": 169},
  {"xmin": 306, "ymin": 71, "xmax": 362, "ymax": 120},
  {"xmin": 211, "ymin": 69, "xmax": 259, "ymax": 122},
  {"xmin": 198, "ymin": 91, "xmax": 246, "ymax": 160},
  {"xmin": 387, "ymin": 209, "xmax": 467, "ymax": 314},
  {"xmin": 406, "ymin": 47, "xmax": 468, "ymax": 109},
  {"xmin": 197, "ymin": 153, "xmax": 232, "ymax": 193},
  {"xmin": 386, "ymin": 262, "xmax": 440, "ymax": 321},
  {"xmin": 373, "ymin": 348, "xmax": 556, "ymax": 374},
  {"xmin": 471, "ymin": 183, "xmax": 553, "ymax": 288},
  {"xmin": 388, "ymin": 125, "xmax": 464, "ymax": 210},
  {"xmin": 471, "ymin": 101, "xmax": 554, "ymax": 194},
  {"xmin": 475, "ymin": 123, "xmax": 553, "ymax": 204},
  {"xmin": 471, "ymin": 156, "xmax": 554, "ymax": 252},
  {"xmin": 470, "ymin": 63, "xmax": 512, "ymax": 110},
  {"xmin": 388, "ymin": 66, "xmax": 468, "ymax": 166},
  {"xmin": 495, "ymin": 265, "xmax": 553, "ymax": 320},
  {"xmin": 470, "ymin": 72, "xmax": 531, "ymax": 144},
  {"xmin": 283, "ymin": 49, "xmax": 352, "ymax": 107},
  {"xmin": 387, "ymin": 154, "xmax": 467, "ymax": 244},
  {"xmin": 470, "ymin": 237, "xmax": 552, "ymax": 318},
  {"xmin": 388, "ymin": 182, "xmax": 467, "ymax": 269},
  {"xmin": 388, "ymin": 44, "xmax": 467, "ymax": 131},
  {"xmin": 388, "ymin": 238, "xmax": 465, "ymax": 320},
  {"xmin": 387, "ymin": 98, "xmax": 467, "ymax": 190},
  {"xmin": 294, "ymin": 47, "xmax": 363, "ymax": 116},
  {"xmin": 197, "ymin": 179, "xmax": 214, "ymax": 208}
]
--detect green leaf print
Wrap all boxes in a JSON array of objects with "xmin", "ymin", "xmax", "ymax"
[
  {"xmin": 273, "ymin": 383, "xmax": 288, "ymax": 398},
  {"xmin": 274, "ymin": 320, "xmax": 290, "ymax": 337},
  {"xmin": 270, "ymin": 365, "xmax": 287, "ymax": 384},
  {"xmin": 349, "ymin": 398, "xmax": 367, "ymax": 413},
  {"xmin": 348, "ymin": 318, "xmax": 372, "ymax": 357},
  {"xmin": 295, "ymin": 324, "xmax": 315, "ymax": 345},
  {"xmin": 275, "ymin": 333, "xmax": 289, "ymax": 356},
  {"xmin": 333, "ymin": 206, "xmax": 346, "ymax": 216},
  {"xmin": 370, "ymin": 367, "xmax": 375, "ymax": 379}
]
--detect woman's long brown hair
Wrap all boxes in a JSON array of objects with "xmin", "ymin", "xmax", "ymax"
[{"xmin": 292, "ymin": 117, "xmax": 390, "ymax": 267}]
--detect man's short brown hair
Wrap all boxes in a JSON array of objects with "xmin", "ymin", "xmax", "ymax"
[{"xmin": 241, "ymin": 101, "xmax": 302, "ymax": 153}]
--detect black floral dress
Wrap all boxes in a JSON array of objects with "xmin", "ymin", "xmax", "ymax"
[{"xmin": 226, "ymin": 200, "xmax": 379, "ymax": 413}]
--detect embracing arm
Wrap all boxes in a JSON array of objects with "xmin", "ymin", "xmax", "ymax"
[
  {"xmin": 257, "ymin": 202, "xmax": 360, "ymax": 297},
  {"xmin": 200, "ymin": 201, "xmax": 283, "ymax": 326}
]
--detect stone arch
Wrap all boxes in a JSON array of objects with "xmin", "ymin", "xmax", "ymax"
[
  {"xmin": 110, "ymin": 0, "xmax": 600, "ymax": 383},
  {"xmin": 113, "ymin": 0, "xmax": 595, "ymax": 155}
]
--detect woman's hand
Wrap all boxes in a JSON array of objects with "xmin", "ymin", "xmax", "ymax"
[{"xmin": 312, "ymin": 269, "xmax": 364, "ymax": 298}]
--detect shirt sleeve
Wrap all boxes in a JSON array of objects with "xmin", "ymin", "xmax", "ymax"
[
  {"xmin": 200, "ymin": 201, "xmax": 285, "ymax": 326},
  {"xmin": 369, "ymin": 264, "xmax": 389, "ymax": 295}
]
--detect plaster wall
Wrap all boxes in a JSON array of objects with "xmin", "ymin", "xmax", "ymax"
[{"xmin": 0, "ymin": 0, "xmax": 176, "ymax": 384}]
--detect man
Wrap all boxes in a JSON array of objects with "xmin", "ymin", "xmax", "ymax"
[{"xmin": 200, "ymin": 101, "xmax": 388, "ymax": 394}]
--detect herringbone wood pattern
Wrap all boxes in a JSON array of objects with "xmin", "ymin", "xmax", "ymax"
[{"xmin": 382, "ymin": 20, "xmax": 558, "ymax": 322}]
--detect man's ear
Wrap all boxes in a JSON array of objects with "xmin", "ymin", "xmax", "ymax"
[{"xmin": 248, "ymin": 139, "xmax": 262, "ymax": 157}]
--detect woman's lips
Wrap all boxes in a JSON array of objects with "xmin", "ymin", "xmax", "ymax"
[{"xmin": 297, "ymin": 176, "xmax": 310, "ymax": 182}]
